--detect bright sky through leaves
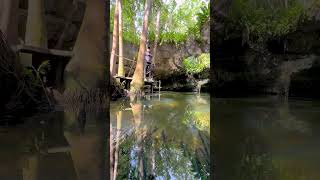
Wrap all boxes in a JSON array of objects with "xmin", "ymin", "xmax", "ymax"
[{"xmin": 110, "ymin": 0, "xmax": 209, "ymax": 44}]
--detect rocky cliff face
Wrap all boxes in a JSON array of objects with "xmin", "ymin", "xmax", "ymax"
[
  {"xmin": 213, "ymin": 24, "xmax": 320, "ymax": 98},
  {"xmin": 110, "ymin": 20, "xmax": 210, "ymax": 91}
]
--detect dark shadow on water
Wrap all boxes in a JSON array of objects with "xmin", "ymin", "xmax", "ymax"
[
  {"xmin": 0, "ymin": 107, "xmax": 108, "ymax": 180},
  {"xmin": 213, "ymin": 97, "xmax": 320, "ymax": 180}
]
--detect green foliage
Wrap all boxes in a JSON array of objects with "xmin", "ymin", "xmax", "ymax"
[
  {"xmin": 22, "ymin": 61, "xmax": 51, "ymax": 88},
  {"xmin": 226, "ymin": 0, "xmax": 315, "ymax": 45},
  {"xmin": 110, "ymin": 0, "xmax": 209, "ymax": 45},
  {"xmin": 37, "ymin": 60, "xmax": 50, "ymax": 75},
  {"xmin": 23, "ymin": 68, "xmax": 41, "ymax": 88},
  {"xmin": 183, "ymin": 53, "xmax": 210, "ymax": 74}
]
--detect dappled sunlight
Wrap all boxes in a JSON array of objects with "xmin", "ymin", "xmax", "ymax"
[{"xmin": 110, "ymin": 92, "xmax": 210, "ymax": 179}]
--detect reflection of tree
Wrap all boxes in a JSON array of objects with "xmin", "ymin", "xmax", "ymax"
[
  {"xmin": 110, "ymin": 122, "xmax": 114, "ymax": 179},
  {"xmin": 237, "ymin": 135, "xmax": 275, "ymax": 180},
  {"xmin": 113, "ymin": 111, "xmax": 123, "ymax": 180},
  {"xmin": 22, "ymin": 154, "xmax": 39, "ymax": 180},
  {"xmin": 277, "ymin": 101, "xmax": 311, "ymax": 134},
  {"xmin": 64, "ymin": 110, "xmax": 105, "ymax": 180},
  {"xmin": 131, "ymin": 100, "xmax": 146, "ymax": 179},
  {"xmin": 110, "ymin": 93, "xmax": 210, "ymax": 179}
]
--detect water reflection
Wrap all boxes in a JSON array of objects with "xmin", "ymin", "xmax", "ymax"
[
  {"xmin": 0, "ymin": 92, "xmax": 209, "ymax": 180},
  {"xmin": 0, "ymin": 108, "xmax": 107, "ymax": 180},
  {"xmin": 214, "ymin": 97, "xmax": 320, "ymax": 180},
  {"xmin": 110, "ymin": 92, "xmax": 210, "ymax": 179}
]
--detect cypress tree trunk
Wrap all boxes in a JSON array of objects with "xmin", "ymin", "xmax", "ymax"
[
  {"xmin": 110, "ymin": 0, "xmax": 119, "ymax": 76},
  {"xmin": 117, "ymin": 0, "xmax": 124, "ymax": 77},
  {"xmin": 152, "ymin": 8, "xmax": 161, "ymax": 66},
  {"xmin": 25, "ymin": 0, "xmax": 47, "ymax": 47},
  {"xmin": 64, "ymin": 0, "xmax": 107, "ymax": 90},
  {"xmin": 130, "ymin": 0, "xmax": 153, "ymax": 93},
  {"xmin": 22, "ymin": 0, "xmax": 47, "ymax": 66}
]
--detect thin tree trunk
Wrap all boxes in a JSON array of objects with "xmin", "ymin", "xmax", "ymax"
[
  {"xmin": 152, "ymin": 8, "xmax": 161, "ymax": 66},
  {"xmin": 25, "ymin": 0, "xmax": 47, "ymax": 47},
  {"xmin": 22, "ymin": 0, "xmax": 47, "ymax": 66},
  {"xmin": 113, "ymin": 111, "xmax": 123, "ymax": 180},
  {"xmin": 117, "ymin": 0, "xmax": 124, "ymax": 77},
  {"xmin": 0, "ymin": 0, "xmax": 19, "ymax": 45},
  {"xmin": 110, "ymin": 0, "xmax": 119, "ymax": 76},
  {"xmin": 284, "ymin": 0, "xmax": 288, "ymax": 8},
  {"xmin": 130, "ymin": 0, "xmax": 153, "ymax": 93}
]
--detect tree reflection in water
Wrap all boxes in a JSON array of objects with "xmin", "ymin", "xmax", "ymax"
[{"xmin": 110, "ymin": 92, "xmax": 210, "ymax": 179}]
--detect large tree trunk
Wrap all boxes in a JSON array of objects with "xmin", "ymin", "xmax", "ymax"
[
  {"xmin": 117, "ymin": 0, "xmax": 124, "ymax": 77},
  {"xmin": 130, "ymin": 0, "xmax": 153, "ymax": 93},
  {"xmin": 152, "ymin": 8, "xmax": 161, "ymax": 66},
  {"xmin": 0, "ymin": 0, "xmax": 19, "ymax": 45},
  {"xmin": 110, "ymin": 0, "xmax": 119, "ymax": 76},
  {"xmin": 64, "ymin": 0, "xmax": 107, "ymax": 90}
]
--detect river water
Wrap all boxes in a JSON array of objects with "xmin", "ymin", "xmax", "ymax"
[
  {"xmin": 4, "ymin": 92, "xmax": 319, "ymax": 180},
  {"xmin": 0, "ymin": 91, "xmax": 210, "ymax": 180},
  {"xmin": 110, "ymin": 92, "xmax": 210, "ymax": 179},
  {"xmin": 213, "ymin": 97, "xmax": 320, "ymax": 180}
]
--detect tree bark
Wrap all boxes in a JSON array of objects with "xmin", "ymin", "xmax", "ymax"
[
  {"xmin": 130, "ymin": 0, "xmax": 153, "ymax": 93},
  {"xmin": 117, "ymin": 0, "xmax": 124, "ymax": 77},
  {"xmin": 110, "ymin": 0, "xmax": 119, "ymax": 76},
  {"xmin": 22, "ymin": 0, "xmax": 47, "ymax": 66},
  {"xmin": 25, "ymin": 0, "xmax": 47, "ymax": 47},
  {"xmin": 64, "ymin": 0, "xmax": 107, "ymax": 90},
  {"xmin": 0, "ymin": 0, "xmax": 19, "ymax": 45},
  {"xmin": 152, "ymin": 8, "xmax": 161, "ymax": 66}
]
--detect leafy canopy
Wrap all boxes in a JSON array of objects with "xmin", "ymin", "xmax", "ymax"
[{"xmin": 110, "ymin": 0, "xmax": 209, "ymax": 45}]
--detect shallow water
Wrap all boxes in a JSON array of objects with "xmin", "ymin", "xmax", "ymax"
[
  {"xmin": 0, "ymin": 91, "xmax": 210, "ymax": 180},
  {"xmin": 110, "ymin": 92, "xmax": 210, "ymax": 179},
  {"xmin": 0, "ymin": 110, "xmax": 107, "ymax": 180},
  {"xmin": 213, "ymin": 97, "xmax": 320, "ymax": 180}
]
